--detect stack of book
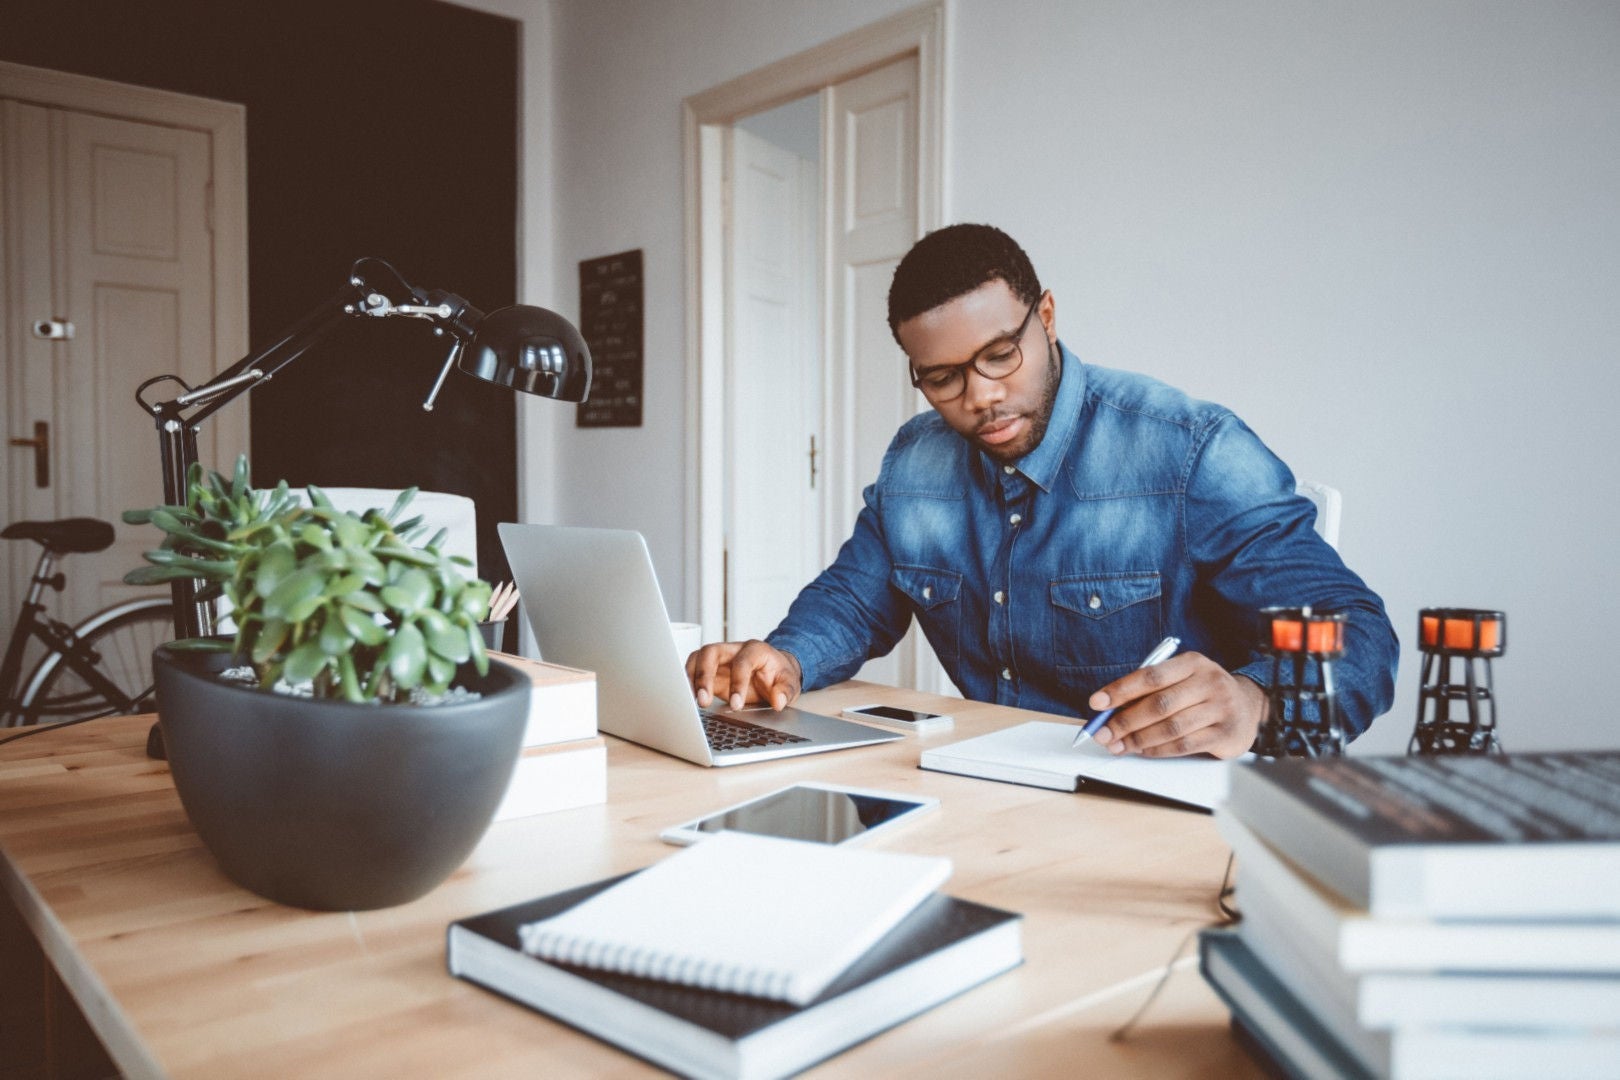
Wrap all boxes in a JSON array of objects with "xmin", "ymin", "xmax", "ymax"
[
  {"xmin": 488, "ymin": 651, "xmax": 604, "ymax": 821},
  {"xmin": 448, "ymin": 831, "xmax": 1023, "ymax": 1080},
  {"xmin": 1202, "ymin": 752, "xmax": 1620, "ymax": 1079}
]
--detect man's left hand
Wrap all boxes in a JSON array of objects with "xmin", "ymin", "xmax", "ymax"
[{"xmin": 1087, "ymin": 653, "xmax": 1265, "ymax": 759}]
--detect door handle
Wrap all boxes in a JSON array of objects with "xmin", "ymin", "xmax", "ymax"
[{"xmin": 8, "ymin": 421, "xmax": 49, "ymax": 488}]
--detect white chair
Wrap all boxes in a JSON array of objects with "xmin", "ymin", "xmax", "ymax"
[{"xmin": 1295, "ymin": 480, "xmax": 1342, "ymax": 551}]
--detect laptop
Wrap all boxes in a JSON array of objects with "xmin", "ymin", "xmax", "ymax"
[{"xmin": 498, "ymin": 523, "xmax": 900, "ymax": 766}]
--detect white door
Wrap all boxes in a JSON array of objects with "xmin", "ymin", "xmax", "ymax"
[
  {"xmin": 2, "ymin": 95, "xmax": 239, "ymax": 630},
  {"xmin": 724, "ymin": 126, "xmax": 822, "ymax": 641},
  {"xmin": 822, "ymin": 56, "xmax": 953, "ymax": 694}
]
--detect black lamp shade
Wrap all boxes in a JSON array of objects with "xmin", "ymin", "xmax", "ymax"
[{"xmin": 458, "ymin": 305, "xmax": 592, "ymax": 402}]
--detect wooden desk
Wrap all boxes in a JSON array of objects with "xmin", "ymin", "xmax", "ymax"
[{"xmin": 0, "ymin": 682, "xmax": 1261, "ymax": 1079}]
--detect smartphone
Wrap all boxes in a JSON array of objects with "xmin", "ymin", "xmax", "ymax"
[
  {"xmin": 839, "ymin": 703, "xmax": 953, "ymax": 734},
  {"xmin": 659, "ymin": 781, "xmax": 939, "ymax": 847}
]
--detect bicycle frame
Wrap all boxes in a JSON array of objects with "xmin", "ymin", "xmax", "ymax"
[
  {"xmin": 0, "ymin": 546, "xmax": 162, "ymax": 725},
  {"xmin": 0, "ymin": 544, "xmax": 68, "ymax": 705}
]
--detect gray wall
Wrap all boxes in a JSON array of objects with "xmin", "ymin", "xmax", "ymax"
[{"xmin": 533, "ymin": 0, "xmax": 1620, "ymax": 753}]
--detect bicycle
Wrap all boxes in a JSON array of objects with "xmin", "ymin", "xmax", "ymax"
[{"xmin": 1, "ymin": 518, "xmax": 171, "ymax": 729}]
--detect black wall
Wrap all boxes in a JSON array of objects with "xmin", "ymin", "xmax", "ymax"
[{"xmin": 0, "ymin": 0, "xmax": 522, "ymax": 585}]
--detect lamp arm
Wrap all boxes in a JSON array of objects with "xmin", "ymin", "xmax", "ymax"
[{"xmin": 138, "ymin": 257, "xmax": 474, "ymax": 638}]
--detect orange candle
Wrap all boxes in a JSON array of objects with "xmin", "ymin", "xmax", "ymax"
[
  {"xmin": 1421, "ymin": 614, "xmax": 1501, "ymax": 651},
  {"xmin": 1306, "ymin": 619, "xmax": 1342, "ymax": 653},
  {"xmin": 1271, "ymin": 619, "xmax": 1303, "ymax": 651}
]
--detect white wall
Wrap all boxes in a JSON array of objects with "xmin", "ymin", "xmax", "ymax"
[
  {"xmin": 945, "ymin": 0, "xmax": 1620, "ymax": 753},
  {"xmin": 535, "ymin": 0, "xmax": 920, "ymax": 620},
  {"xmin": 514, "ymin": 0, "xmax": 1620, "ymax": 753}
]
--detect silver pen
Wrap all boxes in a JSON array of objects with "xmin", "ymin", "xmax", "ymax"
[{"xmin": 1072, "ymin": 635, "xmax": 1181, "ymax": 748}]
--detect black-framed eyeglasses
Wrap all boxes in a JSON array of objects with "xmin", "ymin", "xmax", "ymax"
[{"xmin": 908, "ymin": 292, "xmax": 1044, "ymax": 403}]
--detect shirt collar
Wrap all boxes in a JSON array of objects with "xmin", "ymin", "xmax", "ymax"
[{"xmin": 982, "ymin": 340, "xmax": 1084, "ymax": 493}]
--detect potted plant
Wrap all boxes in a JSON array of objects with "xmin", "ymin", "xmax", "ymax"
[{"xmin": 125, "ymin": 457, "xmax": 529, "ymax": 911}]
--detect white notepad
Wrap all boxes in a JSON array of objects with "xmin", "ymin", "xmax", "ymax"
[
  {"xmin": 516, "ymin": 831, "xmax": 952, "ymax": 1005},
  {"xmin": 920, "ymin": 720, "xmax": 1239, "ymax": 811}
]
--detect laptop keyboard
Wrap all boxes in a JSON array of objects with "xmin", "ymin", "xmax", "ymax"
[{"xmin": 700, "ymin": 711, "xmax": 812, "ymax": 751}]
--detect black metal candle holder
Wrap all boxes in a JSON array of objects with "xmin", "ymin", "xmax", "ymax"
[
  {"xmin": 1410, "ymin": 607, "xmax": 1505, "ymax": 754},
  {"xmin": 1253, "ymin": 606, "xmax": 1348, "ymax": 757}
]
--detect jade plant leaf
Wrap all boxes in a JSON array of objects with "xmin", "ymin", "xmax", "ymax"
[
  {"xmin": 124, "ymin": 454, "xmax": 495, "ymax": 704},
  {"xmin": 380, "ymin": 568, "xmax": 433, "ymax": 616},
  {"xmin": 386, "ymin": 622, "xmax": 428, "ymax": 688}
]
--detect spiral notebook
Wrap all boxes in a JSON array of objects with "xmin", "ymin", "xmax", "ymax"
[{"xmin": 516, "ymin": 831, "xmax": 952, "ymax": 1005}]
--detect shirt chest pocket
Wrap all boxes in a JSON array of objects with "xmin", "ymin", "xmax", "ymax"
[
  {"xmin": 1050, "ymin": 572, "xmax": 1163, "ymax": 674},
  {"xmin": 891, "ymin": 565, "xmax": 962, "ymax": 663}
]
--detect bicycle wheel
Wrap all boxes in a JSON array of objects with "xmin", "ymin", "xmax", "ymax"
[{"xmin": 16, "ymin": 598, "xmax": 173, "ymax": 724}]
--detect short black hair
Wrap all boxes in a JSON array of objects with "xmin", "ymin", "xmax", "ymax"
[{"xmin": 887, "ymin": 224, "xmax": 1042, "ymax": 343}]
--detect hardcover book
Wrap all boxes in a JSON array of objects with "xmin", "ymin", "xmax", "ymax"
[
  {"xmin": 1215, "ymin": 809, "xmax": 1620, "ymax": 974},
  {"xmin": 447, "ymin": 875, "xmax": 1022, "ymax": 1080},
  {"xmin": 1223, "ymin": 752, "xmax": 1620, "ymax": 918},
  {"xmin": 1199, "ymin": 928, "xmax": 1372, "ymax": 1080},
  {"xmin": 1200, "ymin": 929, "xmax": 1620, "ymax": 1080},
  {"xmin": 1236, "ymin": 876, "xmax": 1620, "ymax": 1031}
]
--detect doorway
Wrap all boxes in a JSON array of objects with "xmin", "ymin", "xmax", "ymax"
[
  {"xmin": 1, "ymin": 62, "xmax": 247, "ymax": 642},
  {"xmin": 726, "ymin": 95, "xmax": 823, "ymax": 643},
  {"xmin": 684, "ymin": 2, "xmax": 952, "ymax": 694}
]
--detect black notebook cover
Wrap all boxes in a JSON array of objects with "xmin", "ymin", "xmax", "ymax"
[{"xmin": 449, "ymin": 872, "xmax": 1020, "ymax": 1043}]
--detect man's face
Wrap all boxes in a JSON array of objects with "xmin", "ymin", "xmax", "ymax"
[{"xmin": 897, "ymin": 279, "xmax": 1060, "ymax": 462}]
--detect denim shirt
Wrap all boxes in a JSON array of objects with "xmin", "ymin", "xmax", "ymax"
[{"xmin": 767, "ymin": 345, "xmax": 1398, "ymax": 740}]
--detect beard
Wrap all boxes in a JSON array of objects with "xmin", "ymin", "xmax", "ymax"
[{"xmin": 974, "ymin": 341, "xmax": 1062, "ymax": 462}]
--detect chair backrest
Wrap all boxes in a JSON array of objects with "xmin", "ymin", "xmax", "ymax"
[{"xmin": 1295, "ymin": 480, "xmax": 1342, "ymax": 551}]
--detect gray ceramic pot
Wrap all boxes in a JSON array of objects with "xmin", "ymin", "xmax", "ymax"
[{"xmin": 152, "ymin": 643, "xmax": 528, "ymax": 910}]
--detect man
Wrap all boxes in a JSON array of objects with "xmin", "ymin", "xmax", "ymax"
[{"xmin": 688, "ymin": 224, "xmax": 1397, "ymax": 758}]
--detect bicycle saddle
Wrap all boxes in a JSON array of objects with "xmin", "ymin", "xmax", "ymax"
[{"xmin": 1, "ymin": 518, "xmax": 116, "ymax": 554}]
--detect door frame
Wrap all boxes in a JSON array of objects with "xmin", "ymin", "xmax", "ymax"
[
  {"xmin": 681, "ymin": 0, "xmax": 946, "ymax": 642},
  {"xmin": 0, "ymin": 59, "xmax": 250, "ymax": 506}
]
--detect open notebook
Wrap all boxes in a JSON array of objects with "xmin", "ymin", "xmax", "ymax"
[{"xmin": 920, "ymin": 720, "xmax": 1241, "ymax": 811}]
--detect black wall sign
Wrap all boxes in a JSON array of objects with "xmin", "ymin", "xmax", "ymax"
[{"xmin": 577, "ymin": 249, "xmax": 643, "ymax": 428}]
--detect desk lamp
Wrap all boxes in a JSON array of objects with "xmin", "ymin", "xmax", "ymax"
[
  {"xmin": 1409, "ymin": 608, "xmax": 1506, "ymax": 754},
  {"xmin": 135, "ymin": 257, "xmax": 591, "ymax": 640},
  {"xmin": 1253, "ymin": 606, "xmax": 1348, "ymax": 757}
]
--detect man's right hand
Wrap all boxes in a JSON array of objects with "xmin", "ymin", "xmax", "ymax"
[{"xmin": 685, "ymin": 640, "xmax": 802, "ymax": 712}]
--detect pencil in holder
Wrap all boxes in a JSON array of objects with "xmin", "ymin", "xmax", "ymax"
[
  {"xmin": 1253, "ymin": 606, "xmax": 1348, "ymax": 757},
  {"xmin": 1409, "ymin": 608, "xmax": 1505, "ymax": 755}
]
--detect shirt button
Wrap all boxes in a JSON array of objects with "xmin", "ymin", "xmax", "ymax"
[
  {"xmin": 1009, "ymin": 513, "xmax": 1022, "ymax": 526},
  {"xmin": 1003, "ymin": 465, "xmax": 1016, "ymax": 474},
  {"xmin": 922, "ymin": 586, "xmax": 932, "ymax": 600},
  {"xmin": 1001, "ymin": 668, "xmax": 1012, "ymax": 681},
  {"xmin": 993, "ymin": 590, "xmax": 1005, "ymax": 605},
  {"xmin": 1088, "ymin": 594, "xmax": 1102, "ymax": 610}
]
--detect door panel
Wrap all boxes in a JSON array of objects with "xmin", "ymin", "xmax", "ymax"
[
  {"xmin": 3, "ymin": 96, "xmax": 224, "ymax": 630},
  {"xmin": 825, "ymin": 56, "xmax": 953, "ymax": 693},
  {"xmin": 2, "ymin": 101, "xmax": 62, "ymax": 639},
  {"xmin": 60, "ymin": 109, "xmax": 215, "ymax": 616},
  {"xmin": 726, "ymin": 127, "xmax": 821, "ymax": 641}
]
